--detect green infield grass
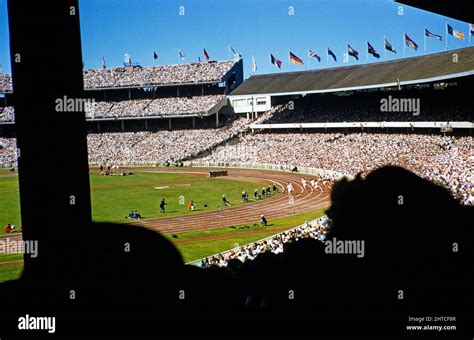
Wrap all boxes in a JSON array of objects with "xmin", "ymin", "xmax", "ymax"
[
  {"xmin": 0, "ymin": 170, "xmax": 326, "ymax": 282},
  {"xmin": 168, "ymin": 209, "xmax": 326, "ymax": 263},
  {"xmin": 0, "ymin": 264, "xmax": 23, "ymax": 283},
  {"xmin": 0, "ymin": 174, "xmax": 21, "ymax": 232},
  {"xmin": 0, "ymin": 209, "xmax": 326, "ymax": 282},
  {"xmin": 0, "ymin": 170, "xmax": 271, "ymax": 234},
  {"xmin": 90, "ymin": 171, "xmax": 270, "ymax": 222}
]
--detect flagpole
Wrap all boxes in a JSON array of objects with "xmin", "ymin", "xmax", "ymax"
[
  {"xmin": 228, "ymin": 45, "xmax": 230, "ymax": 60},
  {"xmin": 306, "ymin": 49, "xmax": 312, "ymax": 70},
  {"xmin": 445, "ymin": 22, "xmax": 448, "ymax": 50},
  {"xmin": 403, "ymin": 33, "xmax": 406, "ymax": 57},
  {"xmin": 366, "ymin": 42, "xmax": 369, "ymax": 63},
  {"xmin": 424, "ymin": 28, "xmax": 426, "ymax": 52},
  {"xmin": 288, "ymin": 50, "xmax": 290, "ymax": 71},
  {"xmin": 469, "ymin": 23, "xmax": 471, "ymax": 46},
  {"xmin": 326, "ymin": 48, "xmax": 328, "ymax": 66},
  {"xmin": 384, "ymin": 37, "xmax": 387, "ymax": 60}
]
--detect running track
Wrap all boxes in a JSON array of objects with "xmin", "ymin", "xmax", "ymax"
[
  {"xmin": 0, "ymin": 168, "xmax": 332, "ymax": 259},
  {"xmin": 129, "ymin": 168, "xmax": 331, "ymax": 234}
]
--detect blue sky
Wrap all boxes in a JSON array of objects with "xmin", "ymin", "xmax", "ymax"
[{"xmin": 0, "ymin": 0, "xmax": 471, "ymax": 79}]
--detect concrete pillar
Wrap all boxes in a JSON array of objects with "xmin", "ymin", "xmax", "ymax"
[
  {"xmin": 169, "ymin": 118, "xmax": 172, "ymax": 130},
  {"xmin": 128, "ymin": 88, "xmax": 131, "ymax": 100},
  {"xmin": 145, "ymin": 119, "xmax": 148, "ymax": 130},
  {"xmin": 98, "ymin": 121, "xmax": 100, "ymax": 132},
  {"xmin": 192, "ymin": 117, "xmax": 196, "ymax": 128},
  {"xmin": 121, "ymin": 120, "xmax": 125, "ymax": 131},
  {"xmin": 215, "ymin": 112, "xmax": 219, "ymax": 127}
]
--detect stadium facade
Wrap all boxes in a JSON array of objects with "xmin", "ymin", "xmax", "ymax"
[
  {"xmin": 1, "ymin": 48, "xmax": 473, "ymax": 138},
  {"xmin": 0, "ymin": 58, "xmax": 244, "ymax": 132},
  {"xmin": 228, "ymin": 47, "xmax": 473, "ymax": 131}
]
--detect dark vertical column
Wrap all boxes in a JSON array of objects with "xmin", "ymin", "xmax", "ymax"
[{"xmin": 8, "ymin": 1, "xmax": 91, "ymax": 280}]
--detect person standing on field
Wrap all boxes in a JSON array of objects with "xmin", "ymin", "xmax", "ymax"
[{"xmin": 160, "ymin": 198, "xmax": 167, "ymax": 213}]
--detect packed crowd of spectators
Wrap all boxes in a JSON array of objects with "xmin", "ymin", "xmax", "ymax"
[
  {"xmin": 0, "ymin": 106, "xmax": 14, "ymax": 122},
  {"xmin": 1, "ymin": 95, "xmax": 225, "ymax": 121},
  {"xmin": 86, "ymin": 117, "xmax": 249, "ymax": 164},
  {"xmin": 0, "ymin": 73, "xmax": 13, "ymax": 93},
  {"xmin": 263, "ymin": 92, "xmax": 472, "ymax": 123},
  {"xmin": 143, "ymin": 95, "xmax": 223, "ymax": 117},
  {"xmin": 2, "ymin": 60, "xmax": 235, "ymax": 91},
  {"xmin": 0, "ymin": 137, "xmax": 16, "ymax": 166},
  {"xmin": 201, "ymin": 216, "xmax": 329, "ymax": 267},
  {"xmin": 199, "ymin": 132, "xmax": 472, "ymax": 205},
  {"xmin": 83, "ymin": 60, "xmax": 236, "ymax": 89}
]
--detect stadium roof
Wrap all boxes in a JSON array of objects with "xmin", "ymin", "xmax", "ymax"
[{"xmin": 230, "ymin": 47, "xmax": 474, "ymax": 97}]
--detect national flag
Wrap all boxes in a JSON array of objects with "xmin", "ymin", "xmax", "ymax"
[
  {"xmin": 308, "ymin": 49, "xmax": 321, "ymax": 62},
  {"xmin": 153, "ymin": 51, "xmax": 158, "ymax": 60},
  {"xmin": 102, "ymin": 56, "xmax": 106, "ymax": 69},
  {"xmin": 252, "ymin": 56, "xmax": 257, "ymax": 72},
  {"xmin": 327, "ymin": 47, "xmax": 337, "ymax": 62},
  {"xmin": 203, "ymin": 48, "xmax": 210, "ymax": 62},
  {"xmin": 270, "ymin": 54, "xmax": 282, "ymax": 69},
  {"xmin": 384, "ymin": 38, "xmax": 397, "ymax": 53},
  {"xmin": 289, "ymin": 51, "xmax": 304, "ymax": 65},
  {"xmin": 348, "ymin": 44, "xmax": 359, "ymax": 60},
  {"xmin": 447, "ymin": 24, "xmax": 465, "ymax": 40},
  {"xmin": 425, "ymin": 29, "xmax": 442, "ymax": 41},
  {"xmin": 367, "ymin": 42, "xmax": 380, "ymax": 59},
  {"xmin": 178, "ymin": 50, "xmax": 185, "ymax": 60},
  {"xmin": 230, "ymin": 46, "xmax": 236, "ymax": 55},
  {"xmin": 404, "ymin": 34, "xmax": 419, "ymax": 51}
]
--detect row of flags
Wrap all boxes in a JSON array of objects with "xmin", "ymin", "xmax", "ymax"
[
  {"xmin": 101, "ymin": 48, "xmax": 215, "ymax": 69},
  {"xmin": 267, "ymin": 40, "xmax": 389, "ymax": 70},
  {"xmin": 261, "ymin": 23, "xmax": 472, "ymax": 71},
  {"xmin": 97, "ymin": 23, "xmax": 473, "ymax": 71},
  {"xmin": 156, "ymin": 49, "xmax": 212, "ymax": 62}
]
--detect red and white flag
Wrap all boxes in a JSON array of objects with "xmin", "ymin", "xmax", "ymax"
[
  {"xmin": 404, "ymin": 34, "xmax": 419, "ymax": 50},
  {"xmin": 203, "ymin": 48, "xmax": 210, "ymax": 62}
]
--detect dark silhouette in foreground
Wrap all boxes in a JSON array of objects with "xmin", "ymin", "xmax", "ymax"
[{"xmin": 0, "ymin": 166, "xmax": 472, "ymax": 334}]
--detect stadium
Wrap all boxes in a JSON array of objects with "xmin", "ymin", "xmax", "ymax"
[
  {"xmin": 0, "ymin": 0, "xmax": 473, "ymax": 335},
  {"xmin": 1, "ymin": 45, "xmax": 472, "ymax": 272}
]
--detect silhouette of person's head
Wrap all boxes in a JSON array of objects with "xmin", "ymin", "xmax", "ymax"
[{"xmin": 325, "ymin": 166, "xmax": 471, "ymax": 314}]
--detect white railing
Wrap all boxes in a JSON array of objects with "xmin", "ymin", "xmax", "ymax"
[
  {"xmin": 87, "ymin": 161, "xmax": 351, "ymax": 182},
  {"xmin": 249, "ymin": 121, "xmax": 474, "ymax": 130},
  {"xmin": 182, "ymin": 161, "xmax": 348, "ymax": 180}
]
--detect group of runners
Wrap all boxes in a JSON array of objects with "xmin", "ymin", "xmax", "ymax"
[
  {"xmin": 240, "ymin": 183, "xmax": 278, "ymax": 203},
  {"xmin": 287, "ymin": 175, "xmax": 334, "ymax": 196},
  {"xmin": 121, "ymin": 175, "xmax": 333, "ymax": 225}
]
